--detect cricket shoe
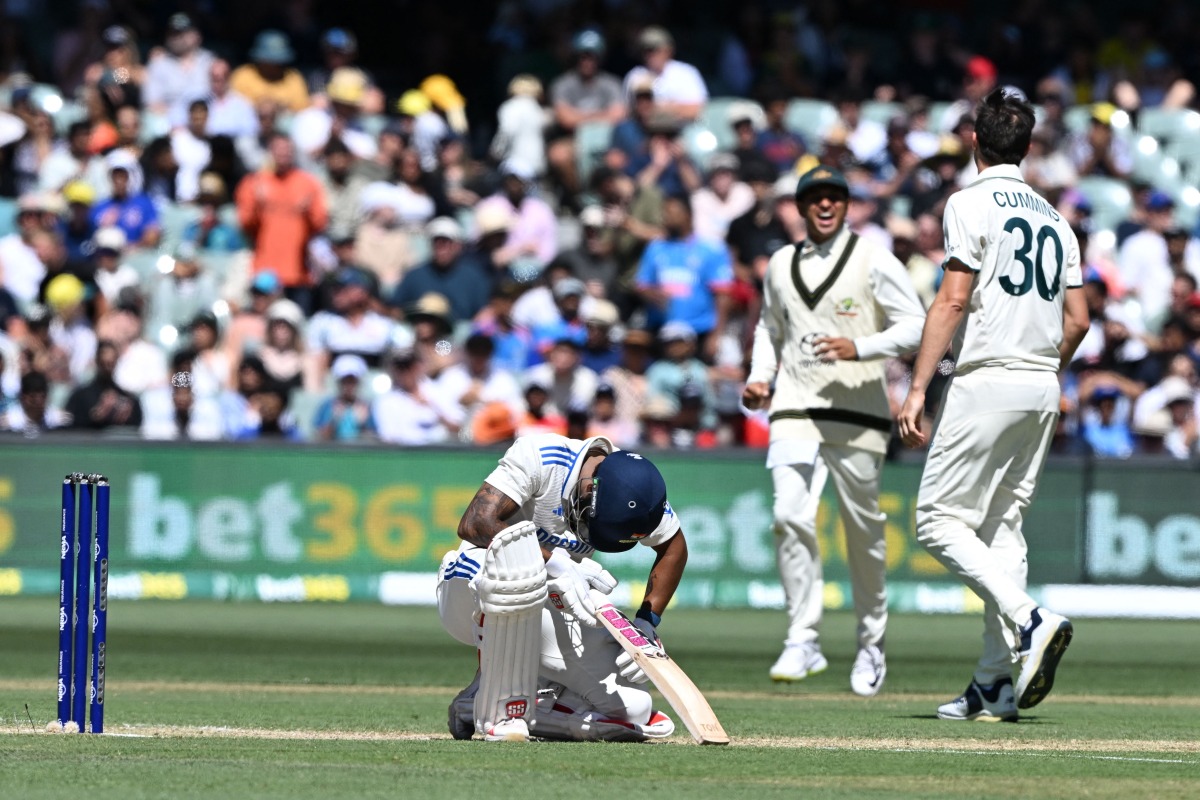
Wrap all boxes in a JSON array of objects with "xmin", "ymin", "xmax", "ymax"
[
  {"xmin": 849, "ymin": 645, "xmax": 886, "ymax": 697},
  {"xmin": 1015, "ymin": 608, "xmax": 1073, "ymax": 709},
  {"xmin": 483, "ymin": 717, "xmax": 530, "ymax": 742},
  {"xmin": 769, "ymin": 643, "xmax": 828, "ymax": 682},
  {"xmin": 447, "ymin": 669, "xmax": 480, "ymax": 740},
  {"xmin": 937, "ymin": 677, "xmax": 1018, "ymax": 721}
]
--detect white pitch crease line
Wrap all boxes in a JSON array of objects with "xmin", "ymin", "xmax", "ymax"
[{"xmin": 810, "ymin": 745, "xmax": 1197, "ymax": 765}]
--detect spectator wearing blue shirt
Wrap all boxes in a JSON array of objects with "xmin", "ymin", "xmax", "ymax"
[
  {"xmin": 1080, "ymin": 384, "xmax": 1134, "ymax": 458},
  {"xmin": 608, "ymin": 82, "xmax": 700, "ymax": 199},
  {"xmin": 635, "ymin": 195, "xmax": 734, "ymax": 358},
  {"xmin": 391, "ymin": 217, "xmax": 494, "ymax": 324},
  {"xmin": 645, "ymin": 320, "xmax": 718, "ymax": 432},
  {"xmin": 529, "ymin": 276, "xmax": 588, "ymax": 362},
  {"xmin": 182, "ymin": 174, "xmax": 246, "ymax": 252},
  {"xmin": 90, "ymin": 158, "xmax": 161, "ymax": 248},
  {"xmin": 580, "ymin": 298, "xmax": 622, "ymax": 374},
  {"xmin": 314, "ymin": 354, "xmax": 376, "ymax": 441}
]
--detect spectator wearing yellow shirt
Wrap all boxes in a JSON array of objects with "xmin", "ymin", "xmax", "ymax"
[{"xmin": 230, "ymin": 30, "xmax": 309, "ymax": 113}]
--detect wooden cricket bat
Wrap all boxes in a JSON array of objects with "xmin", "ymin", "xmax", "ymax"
[{"xmin": 596, "ymin": 604, "xmax": 730, "ymax": 745}]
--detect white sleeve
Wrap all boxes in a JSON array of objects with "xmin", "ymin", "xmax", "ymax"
[
  {"xmin": 1064, "ymin": 226, "xmax": 1083, "ymax": 288},
  {"xmin": 483, "ymin": 435, "xmax": 549, "ymax": 507},
  {"xmin": 747, "ymin": 248, "xmax": 788, "ymax": 384},
  {"xmin": 855, "ymin": 250, "xmax": 928, "ymax": 360},
  {"xmin": 942, "ymin": 197, "xmax": 983, "ymax": 272},
  {"xmin": 638, "ymin": 499, "xmax": 681, "ymax": 548}
]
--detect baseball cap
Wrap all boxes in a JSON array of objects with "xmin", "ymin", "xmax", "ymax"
[
  {"xmin": 266, "ymin": 298, "xmax": 305, "ymax": 329},
  {"xmin": 572, "ymin": 30, "xmax": 605, "ymax": 55},
  {"xmin": 1147, "ymin": 191, "xmax": 1175, "ymax": 212},
  {"xmin": 584, "ymin": 451, "xmax": 668, "ymax": 553},
  {"xmin": 1091, "ymin": 385, "xmax": 1121, "ymax": 403},
  {"xmin": 322, "ymin": 28, "xmax": 357, "ymax": 53},
  {"xmin": 552, "ymin": 277, "xmax": 586, "ymax": 299},
  {"xmin": 93, "ymin": 226, "xmax": 127, "ymax": 252},
  {"xmin": 45, "ymin": 274, "xmax": 86, "ymax": 311},
  {"xmin": 794, "ymin": 165, "xmax": 848, "ymax": 202},
  {"xmin": 249, "ymin": 30, "xmax": 295, "ymax": 64},
  {"xmin": 965, "ymin": 56, "xmax": 997, "ymax": 82},
  {"xmin": 251, "ymin": 270, "xmax": 280, "ymax": 294},
  {"xmin": 584, "ymin": 299, "xmax": 619, "ymax": 327},
  {"xmin": 326, "ymin": 67, "xmax": 367, "ymax": 106},
  {"xmin": 63, "ymin": 181, "xmax": 96, "ymax": 206},
  {"xmin": 408, "ymin": 292, "xmax": 452, "ymax": 322},
  {"xmin": 708, "ymin": 152, "xmax": 740, "ymax": 175},
  {"xmin": 579, "ymin": 205, "xmax": 606, "ymax": 228},
  {"xmin": 333, "ymin": 266, "xmax": 375, "ymax": 291},
  {"xmin": 167, "ymin": 13, "xmax": 194, "ymax": 33},
  {"xmin": 638, "ymin": 26, "xmax": 673, "ymax": 51},
  {"xmin": 507, "ymin": 74, "xmax": 542, "ymax": 98},
  {"xmin": 1159, "ymin": 376, "xmax": 1195, "ymax": 406},
  {"xmin": 396, "ymin": 89, "xmax": 432, "ymax": 117},
  {"xmin": 475, "ymin": 204, "xmax": 514, "ymax": 237},
  {"xmin": 500, "ymin": 159, "xmax": 536, "ymax": 182},
  {"xmin": 1091, "ymin": 102, "xmax": 1118, "ymax": 126},
  {"xmin": 101, "ymin": 25, "xmax": 129, "ymax": 47},
  {"xmin": 659, "ymin": 320, "xmax": 696, "ymax": 343},
  {"xmin": 426, "ymin": 216, "xmax": 464, "ymax": 242},
  {"xmin": 331, "ymin": 354, "xmax": 368, "ymax": 380}
]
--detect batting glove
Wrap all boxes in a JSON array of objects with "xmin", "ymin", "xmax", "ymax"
[
  {"xmin": 545, "ymin": 549, "xmax": 601, "ymax": 627},
  {"xmin": 615, "ymin": 649, "xmax": 649, "ymax": 684},
  {"xmin": 576, "ymin": 556, "xmax": 618, "ymax": 595},
  {"xmin": 633, "ymin": 615, "xmax": 661, "ymax": 649}
]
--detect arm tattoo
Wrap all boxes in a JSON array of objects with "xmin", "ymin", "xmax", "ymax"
[{"xmin": 457, "ymin": 483, "xmax": 520, "ymax": 549}]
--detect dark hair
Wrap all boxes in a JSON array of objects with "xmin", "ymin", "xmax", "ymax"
[
  {"xmin": 68, "ymin": 121, "xmax": 91, "ymax": 140},
  {"xmin": 974, "ymin": 89, "xmax": 1035, "ymax": 166},
  {"xmin": 464, "ymin": 332, "xmax": 495, "ymax": 357},
  {"xmin": 188, "ymin": 99, "xmax": 209, "ymax": 114},
  {"xmin": 324, "ymin": 137, "xmax": 351, "ymax": 158},
  {"xmin": 20, "ymin": 371, "xmax": 48, "ymax": 395}
]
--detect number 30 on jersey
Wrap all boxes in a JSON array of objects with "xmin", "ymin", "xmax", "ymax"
[{"xmin": 1000, "ymin": 217, "xmax": 1063, "ymax": 301}]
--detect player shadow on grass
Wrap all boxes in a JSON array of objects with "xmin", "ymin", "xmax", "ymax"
[{"xmin": 898, "ymin": 714, "xmax": 1052, "ymax": 724}]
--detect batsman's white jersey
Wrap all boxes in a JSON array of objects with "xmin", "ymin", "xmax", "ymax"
[
  {"xmin": 436, "ymin": 434, "xmax": 679, "ymax": 738},
  {"xmin": 917, "ymin": 163, "xmax": 1082, "ymax": 683}
]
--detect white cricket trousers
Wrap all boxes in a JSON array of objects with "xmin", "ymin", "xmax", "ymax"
[
  {"xmin": 773, "ymin": 444, "xmax": 887, "ymax": 650},
  {"xmin": 915, "ymin": 368, "xmax": 1059, "ymax": 684},
  {"xmin": 436, "ymin": 543, "xmax": 653, "ymax": 724}
]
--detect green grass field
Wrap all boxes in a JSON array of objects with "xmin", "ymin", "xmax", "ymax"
[{"xmin": 0, "ymin": 598, "xmax": 1196, "ymax": 799}]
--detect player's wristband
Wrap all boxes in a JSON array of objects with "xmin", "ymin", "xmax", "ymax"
[{"xmin": 636, "ymin": 608, "xmax": 661, "ymax": 628}]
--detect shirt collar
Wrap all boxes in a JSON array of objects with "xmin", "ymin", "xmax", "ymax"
[
  {"xmin": 970, "ymin": 163, "xmax": 1024, "ymax": 186},
  {"xmin": 797, "ymin": 225, "xmax": 848, "ymax": 260}
]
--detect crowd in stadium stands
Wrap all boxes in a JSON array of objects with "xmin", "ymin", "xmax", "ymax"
[{"xmin": 1, "ymin": 3, "xmax": 1199, "ymax": 459}]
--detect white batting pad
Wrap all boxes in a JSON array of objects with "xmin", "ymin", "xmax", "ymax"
[{"xmin": 472, "ymin": 522, "xmax": 547, "ymax": 735}]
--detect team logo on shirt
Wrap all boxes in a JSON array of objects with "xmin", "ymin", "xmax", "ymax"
[{"xmin": 834, "ymin": 297, "xmax": 860, "ymax": 317}]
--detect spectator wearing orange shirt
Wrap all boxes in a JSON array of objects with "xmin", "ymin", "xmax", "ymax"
[{"xmin": 236, "ymin": 133, "xmax": 328, "ymax": 312}]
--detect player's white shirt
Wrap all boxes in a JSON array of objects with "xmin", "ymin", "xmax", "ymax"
[
  {"xmin": 483, "ymin": 433, "xmax": 680, "ymax": 559},
  {"xmin": 623, "ymin": 61, "xmax": 708, "ymax": 106},
  {"xmin": 943, "ymin": 164, "xmax": 1082, "ymax": 372}
]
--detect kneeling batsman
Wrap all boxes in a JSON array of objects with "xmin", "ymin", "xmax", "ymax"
[{"xmin": 436, "ymin": 434, "xmax": 688, "ymax": 742}]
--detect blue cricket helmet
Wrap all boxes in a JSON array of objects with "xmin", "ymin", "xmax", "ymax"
[{"xmin": 582, "ymin": 451, "xmax": 668, "ymax": 553}]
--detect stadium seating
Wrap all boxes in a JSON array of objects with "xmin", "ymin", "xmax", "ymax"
[
  {"xmin": 574, "ymin": 120, "xmax": 613, "ymax": 187},
  {"xmin": 0, "ymin": 197, "xmax": 16, "ymax": 238},
  {"xmin": 784, "ymin": 99, "xmax": 837, "ymax": 142},
  {"xmin": 1075, "ymin": 176, "xmax": 1133, "ymax": 231},
  {"xmin": 861, "ymin": 101, "xmax": 903, "ymax": 126}
]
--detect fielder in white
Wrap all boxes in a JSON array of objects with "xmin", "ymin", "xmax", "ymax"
[
  {"xmin": 743, "ymin": 165, "xmax": 926, "ymax": 696},
  {"xmin": 898, "ymin": 89, "xmax": 1090, "ymax": 720},
  {"xmin": 437, "ymin": 433, "xmax": 688, "ymax": 741}
]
